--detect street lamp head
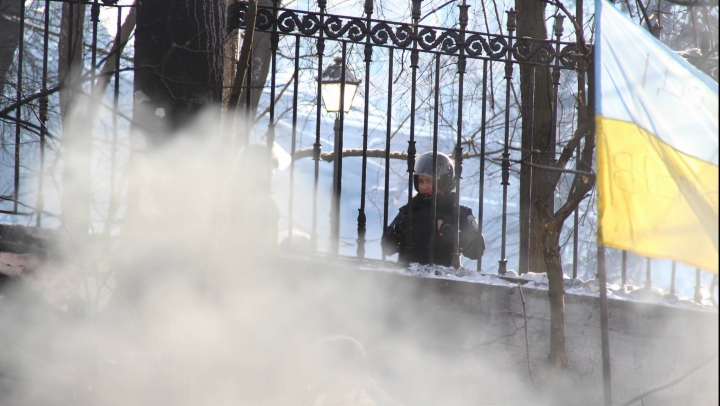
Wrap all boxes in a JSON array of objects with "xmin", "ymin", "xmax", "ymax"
[
  {"xmin": 320, "ymin": 56, "xmax": 361, "ymax": 114},
  {"xmin": 553, "ymin": 14, "xmax": 565, "ymax": 37}
]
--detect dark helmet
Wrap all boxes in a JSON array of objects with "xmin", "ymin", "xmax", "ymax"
[{"xmin": 413, "ymin": 151, "xmax": 455, "ymax": 194}]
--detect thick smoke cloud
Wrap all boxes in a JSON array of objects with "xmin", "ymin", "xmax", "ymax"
[{"xmin": 0, "ymin": 108, "xmax": 716, "ymax": 406}]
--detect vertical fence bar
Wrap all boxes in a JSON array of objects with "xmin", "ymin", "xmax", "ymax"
[
  {"xmin": 267, "ymin": 0, "xmax": 278, "ymax": 150},
  {"xmin": 670, "ymin": 260, "xmax": 676, "ymax": 295},
  {"xmin": 331, "ymin": 117, "xmax": 339, "ymax": 252},
  {"xmin": 710, "ymin": 274, "xmax": 718, "ymax": 306},
  {"xmin": 107, "ymin": 6, "xmax": 122, "ymax": 236},
  {"xmin": 572, "ymin": 143, "xmax": 580, "ymax": 279},
  {"xmin": 406, "ymin": 0, "xmax": 421, "ymax": 262},
  {"xmin": 268, "ymin": 0, "xmax": 279, "ymax": 247},
  {"xmin": 37, "ymin": 0, "xmax": 51, "ymax": 226},
  {"xmin": 266, "ymin": 1, "xmax": 279, "ymax": 245},
  {"xmin": 428, "ymin": 54, "xmax": 441, "ymax": 266},
  {"xmin": 14, "ymin": 0, "xmax": 25, "ymax": 213},
  {"xmin": 287, "ymin": 35, "xmax": 301, "ymax": 250},
  {"xmin": 477, "ymin": 59, "xmax": 488, "ymax": 272},
  {"xmin": 244, "ymin": 49, "xmax": 253, "ymax": 147},
  {"xmin": 382, "ymin": 48, "xmax": 394, "ymax": 262},
  {"xmin": 452, "ymin": 0, "xmax": 469, "ymax": 270},
  {"xmin": 573, "ymin": 0, "xmax": 584, "ymax": 281},
  {"xmin": 694, "ymin": 268, "xmax": 702, "ymax": 303},
  {"xmin": 645, "ymin": 256, "xmax": 652, "ymax": 289},
  {"xmin": 358, "ymin": 0, "xmax": 373, "ymax": 260},
  {"xmin": 621, "ymin": 249, "xmax": 627, "ymax": 286},
  {"xmin": 549, "ymin": 14, "xmax": 564, "ymax": 214},
  {"xmin": 498, "ymin": 9, "xmax": 517, "ymax": 275},
  {"xmin": 312, "ymin": 0, "xmax": 326, "ymax": 251},
  {"xmin": 331, "ymin": 42, "xmax": 348, "ymax": 256},
  {"xmin": 91, "ymin": 0, "xmax": 99, "ymax": 91}
]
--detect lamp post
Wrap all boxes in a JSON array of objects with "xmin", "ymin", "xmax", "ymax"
[{"xmin": 320, "ymin": 54, "xmax": 360, "ymax": 255}]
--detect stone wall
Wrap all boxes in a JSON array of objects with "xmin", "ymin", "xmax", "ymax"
[{"xmin": 273, "ymin": 256, "xmax": 719, "ymax": 406}]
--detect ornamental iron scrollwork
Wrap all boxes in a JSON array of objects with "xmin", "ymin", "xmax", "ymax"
[
  {"xmin": 233, "ymin": 4, "xmax": 577, "ymax": 68},
  {"xmin": 256, "ymin": 8, "xmax": 275, "ymax": 30},
  {"xmin": 465, "ymin": 34, "xmax": 508, "ymax": 59},
  {"xmin": 559, "ymin": 44, "xmax": 579, "ymax": 68},
  {"xmin": 370, "ymin": 22, "xmax": 413, "ymax": 48},
  {"xmin": 418, "ymin": 27, "xmax": 461, "ymax": 54},
  {"xmin": 277, "ymin": 10, "xmax": 321, "ymax": 35},
  {"xmin": 324, "ymin": 16, "xmax": 367, "ymax": 41},
  {"xmin": 513, "ymin": 38, "xmax": 555, "ymax": 64}
]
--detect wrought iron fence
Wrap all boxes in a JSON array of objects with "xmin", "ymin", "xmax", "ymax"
[
  {"xmin": 235, "ymin": 0, "xmax": 579, "ymax": 269},
  {"xmin": 0, "ymin": 0, "xmax": 716, "ymax": 305}
]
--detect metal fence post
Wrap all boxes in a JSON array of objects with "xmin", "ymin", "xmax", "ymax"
[{"xmin": 498, "ymin": 8, "xmax": 517, "ymax": 275}]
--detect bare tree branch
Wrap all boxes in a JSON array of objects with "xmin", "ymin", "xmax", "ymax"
[
  {"xmin": 95, "ymin": 4, "xmax": 137, "ymax": 94},
  {"xmin": 253, "ymin": 69, "xmax": 296, "ymax": 125},
  {"xmin": 517, "ymin": 283, "xmax": 537, "ymax": 387},
  {"xmin": 293, "ymin": 148, "xmax": 411, "ymax": 162},
  {"xmin": 663, "ymin": 0, "xmax": 718, "ymax": 6},
  {"xmin": 619, "ymin": 355, "xmax": 719, "ymax": 406}
]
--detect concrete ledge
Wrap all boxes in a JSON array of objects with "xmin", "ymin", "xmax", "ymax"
[{"xmin": 271, "ymin": 255, "xmax": 719, "ymax": 406}]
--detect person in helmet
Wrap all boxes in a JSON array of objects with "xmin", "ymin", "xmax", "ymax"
[{"xmin": 381, "ymin": 151, "xmax": 484, "ymax": 267}]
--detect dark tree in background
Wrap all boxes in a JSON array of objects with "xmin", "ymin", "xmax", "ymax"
[
  {"xmin": 133, "ymin": 0, "xmax": 226, "ymax": 143},
  {"xmin": 0, "ymin": 0, "xmax": 22, "ymax": 98}
]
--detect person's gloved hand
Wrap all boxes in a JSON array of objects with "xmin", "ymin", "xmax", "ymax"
[
  {"xmin": 390, "ymin": 222, "xmax": 403, "ymax": 238},
  {"xmin": 438, "ymin": 222, "xmax": 458, "ymax": 246},
  {"xmin": 438, "ymin": 217, "xmax": 472, "ymax": 249}
]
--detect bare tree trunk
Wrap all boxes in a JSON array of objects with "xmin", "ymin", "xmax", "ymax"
[
  {"xmin": 536, "ymin": 49, "xmax": 594, "ymax": 371},
  {"xmin": 133, "ymin": 0, "xmax": 225, "ymax": 144},
  {"xmin": 542, "ymin": 220, "xmax": 568, "ymax": 369},
  {"xmin": 516, "ymin": 0, "xmax": 551, "ymax": 276},
  {"xmin": 0, "ymin": 0, "xmax": 22, "ymax": 99}
]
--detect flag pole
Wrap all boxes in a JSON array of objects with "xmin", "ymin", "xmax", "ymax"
[
  {"xmin": 590, "ymin": 32, "xmax": 613, "ymax": 405},
  {"xmin": 597, "ymin": 234, "xmax": 612, "ymax": 406}
]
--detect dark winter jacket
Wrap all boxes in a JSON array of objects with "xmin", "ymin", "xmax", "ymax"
[{"xmin": 381, "ymin": 192, "xmax": 484, "ymax": 266}]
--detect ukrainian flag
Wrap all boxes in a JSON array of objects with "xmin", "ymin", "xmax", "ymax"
[{"xmin": 595, "ymin": 0, "xmax": 719, "ymax": 273}]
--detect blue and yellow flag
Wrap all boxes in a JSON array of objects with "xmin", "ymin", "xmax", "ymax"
[{"xmin": 595, "ymin": 0, "xmax": 719, "ymax": 273}]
